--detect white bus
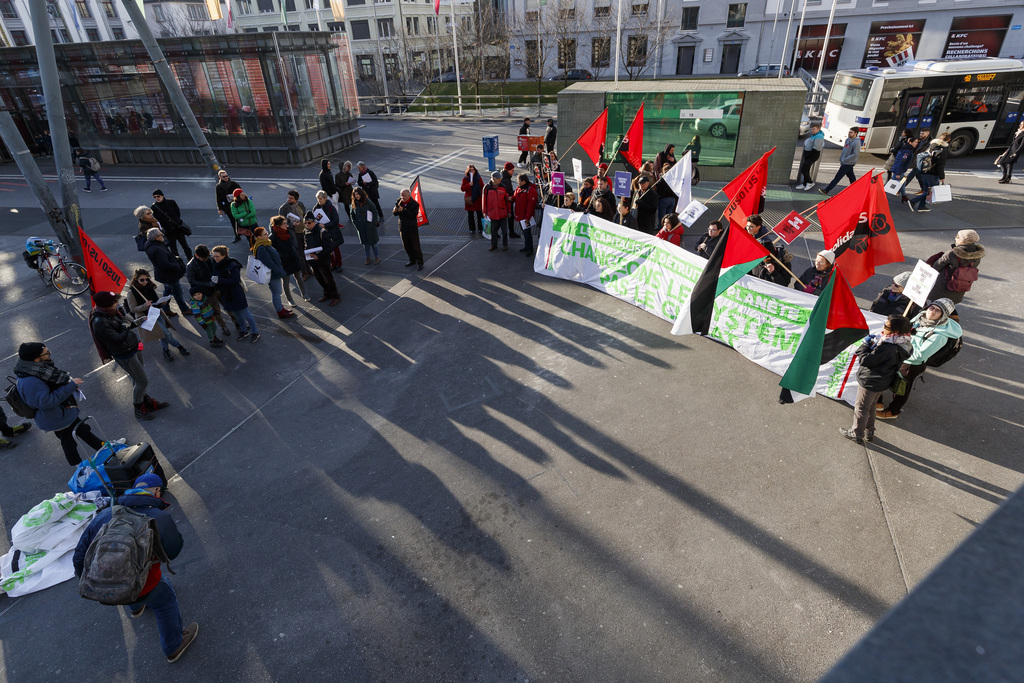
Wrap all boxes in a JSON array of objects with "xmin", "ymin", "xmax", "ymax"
[{"xmin": 822, "ymin": 57, "xmax": 1024, "ymax": 158}]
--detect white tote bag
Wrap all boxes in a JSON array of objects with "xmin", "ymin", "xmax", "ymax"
[
  {"xmin": 246, "ymin": 255, "xmax": 271, "ymax": 284},
  {"xmin": 929, "ymin": 184, "xmax": 952, "ymax": 203},
  {"xmin": 884, "ymin": 177, "xmax": 905, "ymax": 195}
]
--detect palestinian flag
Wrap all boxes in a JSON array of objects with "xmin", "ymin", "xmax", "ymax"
[
  {"xmin": 671, "ymin": 222, "xmax": 770, "ymax": 336},
  {"xmin": 779, "ymin": 268, "xmax": 868, "ymax": 396},
  {"xmin": 410, "ymin": 175, "xmax": 428, "ymax": 226}
]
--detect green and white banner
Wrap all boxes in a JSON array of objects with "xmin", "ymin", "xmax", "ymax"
[{"xmin": 534, "ymin": 208, "xmax": 886, "ymax": 405}]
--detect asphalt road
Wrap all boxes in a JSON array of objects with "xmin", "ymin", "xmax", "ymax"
[{"xmin": 0, "ymin": 119, "xmax": 1021, "ymax": 682}]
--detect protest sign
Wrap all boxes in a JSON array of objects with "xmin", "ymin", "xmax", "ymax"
[
  {"xmin": 572, "ymin": 158, "xmax": 583, "ymax": 183},
  {"xmin": 678, "ymin": 200, "xmax": 708, "ymax": 227},
  {"xmin": 613, "ymin": 171, "xmax": 631, "ymax": 197},
  {"xmin": 904, "ymin": 259, "xmax": 940, "ymax": 307},
  {"xmin": 550, "ymin": 172, "xmax": 565, "ymax": 195},
  {"xmin": 773, "ymin": 211, "xmax": 813, "ymax": 245},
  {"xmin": 517, "ymin": 135, "xmax": 545, "ymax": 152}
]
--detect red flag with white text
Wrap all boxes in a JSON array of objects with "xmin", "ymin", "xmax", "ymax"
[
  {"xmin": 410, "ymin": 175, "xmax": 429, "ymax": 227},
  {"xmin": 721, "ymin": 147, "xmax": 775, "ymax": 230},
  {"xmin": 78, "ymin": 226, "xmax": 126, "ymax": 297}
]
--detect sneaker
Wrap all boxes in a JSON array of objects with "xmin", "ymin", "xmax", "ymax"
[
  {"xmin": 210, "ymin": 338, "xmax": 225, "ymax": 348},
  {"xmin": 9, "ymin": 423, "xmax": 31, "ymax": 437},
  {"xmin": 162, "ymin": 349, "xmax": 175, "ymax": 362},
  {"xmin": 134, "ymin": 404, "xmax": 156, "ymax": 421},
  {"xmin": 166, "ymin": 623, "xmax": 199, "ymax": 663},
  {"xmin": 236, "ymin": 331, "xmax": 250, "ymax": 341},
  {"xmin": 907, "ymin": 203, "xmax": 917, "ymax": 213},
  {"xmin": 146, "ymin": 396, "xmax": 170, "ymax": 410},
  {"xmin": 876, "ymin": 409, "xmax": 898, "ymax": 420},
  {"xmin": 82, "ymin": 188, "xmax": 92, "ymax": 193},
  {"xmin": 250, "ymin": 333, "xmax": 261, "ymax": 343},
  {"xmin": 130, "ymin": 605, "xmax": 145, "ymax": 618},
  {"xmin": 865, "ymin": 431, "xmax": 875, "ymax": 443},
  {"xmin": 917, "ymin": 207, "xmax": 931, "ymax": 213},
  {"xmin": 100, "ymin": 187, "xmax": 109, "ymax": 192},
  {"xmin": 221, "ymin": 327, "xmax": 231, "ymax": 337},
  {"xmin": 802, "ymin": 183, "xmax": 814, "ymax": 192},
  {"xmin": 0, "ymin": 438, "xmax": 15, "ymax": 450},
  {"xmin": 838, "ymin": 427, "xmax": 863, "ymax": 444},
  {"xmin": 177, "ymin": 346, "xmax": 191, "ymax": 357}
]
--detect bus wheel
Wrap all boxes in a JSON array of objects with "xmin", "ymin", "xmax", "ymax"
[{"xmin": 947, "ymin": 129, "xmax": 976, "ymax": 158}]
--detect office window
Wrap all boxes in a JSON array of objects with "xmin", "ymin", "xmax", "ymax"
[
  {"xmin": 327, "ymin": 21, "xmax": 343, "ymax": 31},
  {"xmin": 0, "ymin": 0, "xmax": 17, "ymax": 18},
  {"xmin": 257, "ymin": 0, "xmax": 274, "ymax": 13},
  {"xmin": 286, "ymin": 23, "xmax": 300, "ymax": 30},
  {"xmin": 243, "ymin": 26, "xmax": 260, "ymax": 31},
  {"xmin": 626, "ymin": 35, "xmax": 647, "ymax": 65},
  {"xmin": 308, "ymin": 22, "xmax": 318, "ymax": 30},
  {"xmin": 153, "ymin": 4, "xmax": 165, "ymax": 19},
  {"xmin": 59, "ymin": 28, "xmax": 72, "ymax": 41},
  {"xmin": 46, "ymin": 0, "xmax": 60, "ymax": 19},
  {"xmin": 525, "ymin": 10, "xmax": 538, "ymax": 22},
  {"xmin": 726, "ymin": 3, "xmax": 746, "ymax": 28},
  {"xmin": 187, "ymin": 3, "xmax": 208, "ymax": 19},
  {"xmin": 426, "ymin": 16, "xmax": 436, "ymax": 34},
  {"xmin": 75, "ymin": 0, "xmax": 91, "ymax": 17},
  {"xmin": 51, "ymin": 29, "xmax": 61, "ymax": 43},
  {"xmin": 406, "ymin": 16, "xmax": 420, "ymax": 34},
  {"xmin": 592, "ymin": 36, "xmax": 610, "ymax": 67},
  {"xmin": 11, "ymin": 29, "xmax": 29, "ymax": 45},
  {"xmin": 350, "ymin": 18, "xmax": 370, "ymax": 39},
  {"xmin": 357, "ymin": 55, "xmax": 375, "ymax": 78},
  {"xmin": 263, "ymin": 25, "xmax": 278, "ymax": 30},
  {"xmin": 111, "ymin": 26, "xmax": 125, "ymax": 38},
  {"xmin": 558, "ymin": 39, "xmax": 576, "ymax": 69},
  {"xmin": 99, "ymin": 0, "xmax": 115, "ymax": 15},
  {"xmin": 86, "ymin": 27, "xmax": 100, "ymax": 40},
  {"xmin": 594, "ymin": 5, "xmax": 609, "ymax": 18},
  {"xmin": 559, "ymin": 7, "xmax": 574, "ymax": 20},
  {"xmin": 304, "ymin": 0, "xmax": 314, "ymax": 8},
  {"xmin": 631, "ymin": 1, "xmax": 647, "ymax": 16},
  {"xmin": 377, "ymin": 17, "xmax": 394, "ymax": 37},
  {"xmin": 348, "ymin": 0, "xmax": 364, "ymax": 4},
  {"xmin": 681, "ymin": 6, "xmax": 697, "ymax": 30},
  {"xmin": 236, "ymin": 0, "xmax": 252, "ymax": 14}
]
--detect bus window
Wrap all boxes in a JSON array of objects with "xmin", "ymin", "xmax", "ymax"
[
  {"xmin": 828, "ymin": 74, "xmax": 873, "ymax": 111},
  {"xmin": 874, "ymin": 88, "xmax": 902, "ymax": 126},
  {"xmin": 945, "ymin": 85, "xmax": 1003, "ymax": 123}
]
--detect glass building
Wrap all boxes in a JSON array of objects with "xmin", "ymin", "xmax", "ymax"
[{"xmin": 0, "ymin": 31, "xmax": 360, "ymax": 166}]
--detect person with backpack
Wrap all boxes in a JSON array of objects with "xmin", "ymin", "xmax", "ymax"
[
  {"xmin": 73, "ymin": 473, "xmax": 198, "ymax": 664},
  {"xmin": 12, "ymin": 342, "xmax": 105, "ymax": 463},
  {"xmin": 875, "ymin": 298, "xmax": 962, "ymax": 420},
  {"xmin": 252, "ymin": 227, "xmax": 294, "ymax": 319},
  {"xmin": 926, "ymin": 229, "xmax": 985, "ymax": 311},
  {"xmin": 76, "ymin": 149, "xmax": 107, "ymax": 192},
  {"xmin": 211, "ymin": 245, "xmax": 260, "ymax": 342},
  {"xmin": 0, "ymin": 405, "xmax": 31, "ymax": 450},
  {"xmin": 908, "ymin": 132, "xmax": 950, "ymax": 213},
  {"xmin": 819, "ymin": 127, "xmax": 862, "ymax": 196},
  {"xmin": 840, "ymin": 315, "xmax": 913, "ymax": 444}
]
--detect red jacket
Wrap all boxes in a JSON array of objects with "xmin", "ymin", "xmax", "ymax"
[
  {"xmin": 483, "ymin": 183, "xmax": 509, "ymax": 220},
  {"xmin": 461, "ymin": 173, "xmax": 483, "ymax": 212},
  {"xmin": 512, "ymin": 183, "xmax": 538, "ymax": 222},
  {"xmin": 656, "ymin": 224, "xmax": 685, "ymax": 247}
]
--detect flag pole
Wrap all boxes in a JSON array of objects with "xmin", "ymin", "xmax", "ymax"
[{"xmin": 449, "ymin": 0, "xmax": 463, "ymax": 115}]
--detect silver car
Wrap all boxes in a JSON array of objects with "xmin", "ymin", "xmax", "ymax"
[{"xmin": 694, "ymin": 100, "xmax": 742, "ymax": 139}]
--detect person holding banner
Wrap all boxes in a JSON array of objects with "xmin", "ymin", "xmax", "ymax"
[
  {"xmin": 635, "ymin": 177, "xmax": 659, "ymax": 235},
  {"xmin": 484, "ymin": 172, "xmax": 511, "ymax": 252},
  {"xmin": 796, "ymin": 250, "xmax": 835, "ymax": 296},
  {"xmin": 589, "ymin": 196, "xmax": 615, "ymax": 222},
  {"xmin": 655, "ymin": 163, "xmax": 678, "ymax": 222},
  {"xmin": 615, "ymin": 198, "xmax": 638, "ymax": 230},
  {"xmin": 512, "ymin": 173, "xmax": 539, "ymax": 257},
  {"xmin": 694, "ymin": 220, "xmax": 723, "ymax": 258}
]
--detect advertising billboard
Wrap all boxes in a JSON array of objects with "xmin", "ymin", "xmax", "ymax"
[
  {"xmin": 942, "ymin": 15, "xmax": 1012, "ymax": 60},
  {"xmin": 794, "ymin": 24, "xmax": 847, "ymax": 71},
  {"xmin": 862, "ymin": 20, "xmax": 926, "ymax": 68}
]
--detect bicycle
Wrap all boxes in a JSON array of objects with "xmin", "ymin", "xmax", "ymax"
[{"xmin": 23, "ymin": 238, "xmax": 90, "ymax": 297}]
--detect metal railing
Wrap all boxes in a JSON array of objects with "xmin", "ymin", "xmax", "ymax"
[
  {"xmin": 357, "ymin": 93, "xmax": 559, "ymax": 117},
  {"xmin": 798, "ymin": 68, "xmax": 830, "ymax": 118}
]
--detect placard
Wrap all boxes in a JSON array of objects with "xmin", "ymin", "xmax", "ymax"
[
  {"xmin": 517, "ymin": 135, "xmax": 545, "ymax": 152},
  {"xmin": 904, "ymin": 259, "xmax": 940, "ymax": 307},
  {"xmin": 572, "ymin": 158, "xmax": 583, "ymax": 183},
  {"xmin": 772, "ymin": 210, "xmax": 813, "ymax": 244},
  {"xmin": 678, "ymin": 200, "xmax": 708, "ymax": 227},
  {"xmin": 550, "ymin": 172, "xmax": 565, "ymax": 195},
  {"xmin": 613, "ymin": 171, "xmax": 631, "ymax": 197}
]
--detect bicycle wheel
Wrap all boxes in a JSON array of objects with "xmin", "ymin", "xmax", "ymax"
[
  {"xmin": 51, "ymin": 261, "xmax": 90, "ymax": 296},
  {"xmin": 37, "ymin": 256, "xmax": 52, "ymax": 286}
]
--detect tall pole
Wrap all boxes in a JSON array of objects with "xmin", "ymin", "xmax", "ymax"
[
  {"xmin": 0, "ymin": 112, "xmax": 78, "ymax": 252},
  {"xmin": 370, "ymin": 0, "xmax": 392, "ymax": 112},
  {"xmin": 449, "ymin": 0, "xmax": 463, "ymax": 115},
  {"xmin": 118, "ymin": 0, "xmax": 222, "ymax": 174},
  {"xmin": 777, "ymin": 0, "xmax": 798, "ymax": 78},
  {"xmin": 766, "ymin": 0, "xmax": 781, "ymax": 67},
  {"xmin": 613, "ymin": 0, "xmax": 622, "ymax": 83},
  {"xmin": 813, "ymin": 0, "xmax": 838, "ymax": 103},
  {"xmin": 435, "ymin": 19, "xmax": 442, "ymax": 84},
  {"xmin": 30, "ymin": 0, "xmax": 82, "ymax": 258},
  {"xmin": 654, "ymin": 0, "xmax": 665, "ymax": 78},
  {"xmin": 791, "ymin": 0, "xmax": 808, "ymax": 75}
]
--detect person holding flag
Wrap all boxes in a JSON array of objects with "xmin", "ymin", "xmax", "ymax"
[
  {"xmin": 393, "ymin": 188, "xmax": 423, "ymax": 270},
  {"xmin": 839, "ymin": 315, "xmax": 913, "ymax": 444}
]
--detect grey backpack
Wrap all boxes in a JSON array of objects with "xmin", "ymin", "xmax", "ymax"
[{"xmin": 79, "ymin": 506, "xmax": 172, "ymax": 605}]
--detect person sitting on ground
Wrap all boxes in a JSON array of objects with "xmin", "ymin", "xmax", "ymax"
[
  {"xmin": 926, "ymin": 228, "xmax": 985, "ymax": 312},
  {"xmin": 840, "ymin": 315, "xmax": 913, "ymax": 444},
  {"xmin": 695, "ymin": 220, "xmax": 723, "ymax": 258},
  {"xmin": 797, "ymin": 250, "xmax": 834, "ymax": 296},
  {"xmin": 615, "ymin": 197, "xmax": 637, "ymax": 230},
  {"xmin": 656, "ymin": 213, "xmax": 685, "ymax": 248},
  {"xmin": 870, "ymin": 271, "xmax": 913, "ymax": 317},
  {"xmin": 876, "ymin": 298, "xmax": 962, "ymax": 421}
]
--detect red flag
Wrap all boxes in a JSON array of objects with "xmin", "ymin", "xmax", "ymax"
[
  {"xmin": 817, "ymin": 172, "xmax": 903, "ymax": 287},
  {"xmin": 78, "ymin": 226, "xmax": 125, "ymax": 297},
  {"xmin": 433, "ymin": 0, "xmax": 440, "ymax": 14},
  {"xmin": 575, "ymin": 108, "xmax": 608, "ymax": 166},
  {"xmin": 722, "ymin": 147, "xmax": 774, "ymax": 229},
  {"xmin": 409, "ymin": 175, "xmax": 428, "ymax": 227},
  {"xmin": 620, "ymin": 102, "xmax": 644, "ymax": 171}
]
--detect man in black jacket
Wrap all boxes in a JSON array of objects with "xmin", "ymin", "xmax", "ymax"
[
  {"xmin": 89, "ymin": 291, "xmax": 169, "ymax": 420},
  {"xmin": 186, "ymin": 244, "xmax": 236, "ymax": 336},
  {"xmin": 214, "ymin": 170, "xmax": 242, "ymax": 243},
  {"xmin": 695, "ymin": 221, "xmax": 723, "ymax": 258},
  {"xmin": 144, "ymin": 230, "xmax": 189, "ymax": 316},
  {"xmin": 151, "ymin": 189, "xmax": 190, "ymax": 258},
  {"xmin": 840, "ymin": 315, "xmax": 913, "ymax": 444},
  {"xmin": 355, "ymin": 161, "xmax": 384, "ymax": 221},
  {"xmin": 319, "ymin": 159, "xmax": 338, "ymax": 202},
  {"xmin": 303, "ymin": 211, "xmax": 340, "ymax": 306},
  {"xmin": 73, "ymin": 473, "xmax": 198, "ymax": 663},
  {"xmin": 544, "ymin": 118, "xmax": 557, "ymax": 154},
  {"xmin": 393, "ymin": 189, "xmax": 423, "ymax": 270},
  {"xmin": 634, "ymin": 176, "xmax": 659, "ymax": 234}
]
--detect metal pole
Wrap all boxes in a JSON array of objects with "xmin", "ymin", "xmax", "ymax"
[
  {"xmin": 117, "ymin": 0, "xmax": 222, "ymax": 174},
  {"xmin": 370, "ymin": 0, "xmax": 391, "ymax": 113},
  {"xmin": 777, "ymin": 0, "xmax": 798, "ymax": 78},
  {"xmin": 449, "ymin": 0, "xmax": 463, "ymax": 115},
  {"xmin": 813, "ymin": 0, "xmax": 838, "ymax": 102},
  {"xmin": 0, "ymin": 112, "xmax": 78, "ymax": 251},
  {"xmin": 30, "ymin": 0, "xmax": 82, "ymax": 258},
  {"xmin": 613, "ymin": 0, "xmax": 622, "ymax": 83},
  {"xmin": 791, "ymin": 0, "xmax": 808, "ymax": 75},
  {"xmin": 654, "ymin": 0, "xmax": 665, "ymax": 78},
  {"xmin": 272, "ymin": 31, "xmax": 300, "ymax": 148},
  {"xmin": 766, "ymin": 0, "xmax": 781, "ymax": 68}
]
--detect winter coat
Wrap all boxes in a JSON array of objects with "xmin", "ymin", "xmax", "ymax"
[
  {"xmin": 319, "ymin": 161, "xmax": 337, "ymax": 196},
  {"xmin": 313, "ymin": 200, "xmax": 342, "ymax": 244},
  {"xmin": 512, "ymin": 183, "xmax": 538, "ymax": 223},
  {"xmin": 230, "ymin": 198, "xmax": 258, "ymax": 229},
  {"xmin": 615, "ymin": 211, "xmax": 637, "ymax": 230},
  {"xmin": 215, "ymin": 179, "xmax": 240, "ymax": 212},
  {"xmin": 656, "ymin": 224, "xmax": 685, "ymax": 248},
  {"xmin": 186, "ymin": 256, "xmax": 217, "ymax": 296},
  {"xmin": 890, "ymin": 140, "xmax": 917, "ymax": 178},
  {"xmin": 928, "ymin": 242, "xmax": 985, "ymax": 304},
  {"xmin": 870, "ymin": 285, "xmax": 912, "ymax": 317},
  {"xmin": 214, "ymin": 257, "xmax": 248, "ymax": 311},
  {"xmin": 797, "ymin": 265, "xmax": 833, "ymax": 296},
  {"xmin": 500, "ymin": 170, "xmax": 515, "ymax": 199},
  {"xmin": 461, "ymin": 173, "xmax": 484, "ymax": 212},
  {"xmin": 254, "ymin": 240, "xmax": 286, "ymax": 279},
  {"xmin": 753, "ymin": 261, "xmax": 791, "ymax": 286},
  {"xmin": 269, "ymin": 230, "xmax": 302, "ymax": 274},
  {"xmin": 855, "ymin": 337, "xmax": 912, "ymax": 391},
  {"xmin": 144, "ymin": 239, "xmax": 185, "ymax": 284},
  {"xmin": 544, "ymin": 124, "xmax": 557, "ymax": 151},
  {"xmin": 997, "ymin": 129, "xmax": 1024, "ymax": 165},
  {"xmin": 905, "ymin": 313, "xmax": 963, "ymax": 366},
  {"xmin": 304, "ymin": 225, "xmax": 333, "ymax": 267},
  {"xmin": 483, "ymin": 184, "xmax": 509, "ymax": 220},
  {"xmin": 15, "ymin": 375, "xmax": 79, "ymax": 432},
  {"xmin": 394, "ymin": 198, "xmax": 420, "ymax": 232},
  {"xmin": 918, "ymin": 140, "xmax": 949, "ymax": 179},
  {"xmin": 356, "ymin": 167, "xmax": 380, "ymax": 199},
  {"xmin": 353, "ymin": 200, "xmax": 381, "ymax": 245},
  {"xmin": 694, "ymin": 232, "xmax": 721, "ymax": 258},
  {"xmin": 151, "ymin": 199, "xmax": 185, "ymax": 237},
  {"xmin": 335, "ymin": 170, "xmax": 354, "ymax": 206},
  {"xmin": 278, "ymin": 200, "xmax": 307, "ymax": 229},
  {"xmin": 128, "ymin": 282, "xmax": 171, "ymax": 344},
  {"xmin": 635, "ymin": 190, "xmax": 659, "ymax": 234},
  {"xmin": 654, "ymin": 146, "xmax": 676, "ymax": 175},
  {"xmin": 89, "ymin": 308, "xmax": 141, "ymax": 359}
]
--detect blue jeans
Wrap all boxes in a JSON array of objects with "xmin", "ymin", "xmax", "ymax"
[
  {"xmin": 823, "ymin": 163, "xmax": 857, "ymax": 193},
  {"xmin": 129, "ymin": 578, "xmax": 183, "ymax": 657},
  {"xmin": 269, "ymin": 278, "xmax": 283, "ymax": 311},
  {"xmin": 162, "ymin": 280, "xmax": 189, "ymax": 316},
  {"xmin": 234, "ymin": 306, "xmax": 259, "ymax": 335},
  {"xmin": 899, "ymin": 168, "xmax": 921, "ymax": 198},
  {"xmin": 362, "ymin": 243, "xmax": 380, "ymax": 259},
  {"xmin": 84, "ymin": 171, "xmax": 106, "ymax": 190},
  {"xmin": 911, "ymin": 174, "xmax": 940, "ymax": 209},
  {"xmin": 156, "ymin": 318, "xmax": 182, "ymax": 352},
  {"xmin": 657, "ymin": 196, "xmax": 676, "ymax": 222}
]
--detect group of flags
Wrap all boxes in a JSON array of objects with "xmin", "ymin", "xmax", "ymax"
[{"xmin": 569, "ymin": 106, "xmax": 904, "ymax": 398}]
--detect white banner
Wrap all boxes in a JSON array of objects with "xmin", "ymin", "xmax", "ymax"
[{"xmin": 533, "ymin": 208, "xmax": 886, "ymax": 405}]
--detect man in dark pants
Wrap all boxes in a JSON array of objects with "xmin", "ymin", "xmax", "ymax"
[
  {"xmin": 355, "ymin": 161, "xmax": 384, "ymax": 221},
  {"xmin": 303, "ymin": 211, "xmax": 340, "ymax": 305},
  {"xmin": 214, "ymin": 170, "xmax": 242, "ymax": 243},
  {"xmin": 517, "ymin": 117, "xmax": 531, "ymax": 166},
  {"xmin": 634, "ymin": 176, "xmax": 659, "ymax": 234},
  {"xmin": 544, "ymin": 118, "xmax": 557, "ymax": 154},
  {"xmin": 151, "ymin": 189, "xmax": 190, "ymax": 258},
  {"xmin": 74, "ymin": 473, "xmax": 199, "ymax": 664},
  {"xmin": 0, "ymin": 405, "xmax": 31, "ymax": 450},
  {"xmin": 820, "ymin": 127, "xmax": 862, "ymax": 196},
  {"xmin": 393, "ymin": 189, "xmax": 424, "ymax": 270},
  {"xmin": 186, "ymin": 244, "xmax": 237, "ymax": 337}
]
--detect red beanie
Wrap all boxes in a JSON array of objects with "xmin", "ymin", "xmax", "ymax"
[{"xmin": 232, "ymin": 188, "xmax": 244, "ymax": 198}]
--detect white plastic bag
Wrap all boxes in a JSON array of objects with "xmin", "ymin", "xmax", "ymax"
[
  {"xmin": 884, "ymin": 177, "xmax": 905, "ymax": 195},
  {"xmin": 246, "ymin": 255, "xmax": 271, "ymax": 284},
  {"xmin": 929, "ymin": 184, "xmax": 952, "ymax": 203}
]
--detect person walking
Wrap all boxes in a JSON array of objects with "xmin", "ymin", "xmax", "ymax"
[
  {"xmin": 351, "ymin": 188, "xmax": 381, "ymax": 265},
  {"xmin": 355, "ymin": 162, "xmax": 384, "ymax": 221},
  {"xmin": 483, "ymin": 171, "xmax": 511, "ymax": 252},
  {"xmin": 76, "ymin": 149, "xmax": 107, "ymax": 192},
  {"xmin": 73, "ymin": 473, "xmax": 198, "ymax": 664},
  {"xmin": 393, "ymin": 188, "xmax": 424, "ymax": 270},
  {"xmin": 13, "ymin": 342, "xmax": 106, "ymax": 462},
  {"xmin": 462, "ymin": 164, "xmax": 485, "ymax": 235},
  {"xmin": 151, "ymin": 190, "xmax": 191, "ymax": 258},
  {"xmin": 819, "ymin": 127, "xmax": 862, "ymax": 196},
  {"xmin": 839, "ymin": 314, "xmax": 913, "ymax": 444},
  {"xmin": 796, "ymin": 123, "xmax": 824, "ymax": 191},
  {"xmin": 313, "ymin": 190, "xmax": 343, "ymax": 272},
  {"xmin": 319, "ymin": 159, "xmax": 338, "ymax": 204},
  {"xmin": 517, "ymin": 117, "xmax": 531, "ymax": 166},
  {"xmin": 144, "ymin": 228, "xmax": 190, "ymax": 316},
  {"xmin": 186, "ymin": 244, "xmax": 237, "ymax": 337},
  {"xmin": 908, "ymin": 132, "xmax": 950, "ymax": 213},
  {"xmin": 996, "ymin": 121, "xmax": 1024, "ymax": 184},
  {"xmin": 884, "ymin": 128, "xmax": 914, "ymax": 181},
  {"xmin": 128, "ymin": 269, "xmax": 191, "ymax": 362},
  {"xmin": 269, "ymin": 216, "xmax": 309, "ymax": 304},
  {"xmin": 876, "ymin": 299, "xmax": 962, "ymax": 420},
  {"xmin": 891, "ymin": 136, "xmax": 921, "ymax": 203},
  {"xmin": 89, "ymin": 291, "xmax": 170, "ymax": 421},
  {"xmin": 512, "ymin": 172, "xmax": 539, "ymax": 257},
  {"xmin": 211, "ymin": 245, "xmax": 260, "ymax": 342},
  {"xmin": 252, "ymin": 227, "xmax": 294, "ymax": 319},
  {"xmin": 926, "ymin": 229, "xmax": 985, "ymax": 310},
  {"xmin": 215, "ymin": 170, "xmax": 242, "ymax": 243},
  {"xmin": 229, "ymin": 189, "xmax": 258, "ymax": 243},
  {"xmin": 303, "ymin": 211, "xmax": 340, "ymax": 306},
  {"xmin": 278, "ymin": 190, "xmax": 311, "ymax": 278},
  {"xmin": 544, "ymin": 118, "xmax": 557, "ymax": 154},
  {"xmin": 335, "ymin": 161, "xmax": 355, "ymax": 221}
]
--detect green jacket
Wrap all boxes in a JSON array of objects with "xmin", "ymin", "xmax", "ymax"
[{"xmin": 230, "ymin": 198, "xmax": 258, "ymax": 228}]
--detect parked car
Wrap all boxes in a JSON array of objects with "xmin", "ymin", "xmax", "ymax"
[
  {"xmin": 694, "ymin": 99, "xmax": 743, "ymax": 139},
  {"xmin": 430, "ymin": 71, "xmax": 466, "ymax": 83},
  {"xmin": 740, "ymin": 64, "xmax": 791, "ymax": 78},
  {"xmin": 548, "ymin": 69, "xmax": 594, "ymax": 82}
]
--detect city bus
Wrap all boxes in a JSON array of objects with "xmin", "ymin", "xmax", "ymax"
[{"xmin": 822, "ymin": 57, "xmax": 1024, "ymax": 158}]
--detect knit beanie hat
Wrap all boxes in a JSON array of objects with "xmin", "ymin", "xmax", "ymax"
[
  {"xmin": 893, "ymin": 271, "xmax": 912, "ymax": 287},
  {"xmin": 152, "ymin": 189, "xmax": 164, "ymax": 197},
  {"xmin": 18, "ymin": 342, "xmax": 45, "ymax": 361},
  {"xmin": 955, "ymin": 229, "xmax": 980, "ymax": 245},
  {"xmin": 92, "ymin": 291, "xmax": 118, "ymax": 308},
  {"xmin": 931, "ymin": 298, "xmax": 956, "ymax": 317},
  {"xmin": 817, "ymin": 249, "xmax": 835, "ymax": 264},
  {"xmin": 232, "ymin": 188, "xmax": 244, "ymax": 198}
]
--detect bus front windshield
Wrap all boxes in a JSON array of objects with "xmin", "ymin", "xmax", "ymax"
[{"xmin": 829, "ymin": 74, "xmax": 875, "ymax": 111}]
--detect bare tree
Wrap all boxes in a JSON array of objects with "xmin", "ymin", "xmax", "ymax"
[
  {"xmin": 511, "ymin": 10, "xmax": 554, "ymax": 100},
  {"xmin": 549, "ymin": 1, "xmax": 584, "ymax": 84},
  {"xmin": 152, "ymin": 4, "xmax": 227, "ymax": 37},
  {"xmin": 614, "ymin": 0, "xmax": 672, "ymax": 80}
]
